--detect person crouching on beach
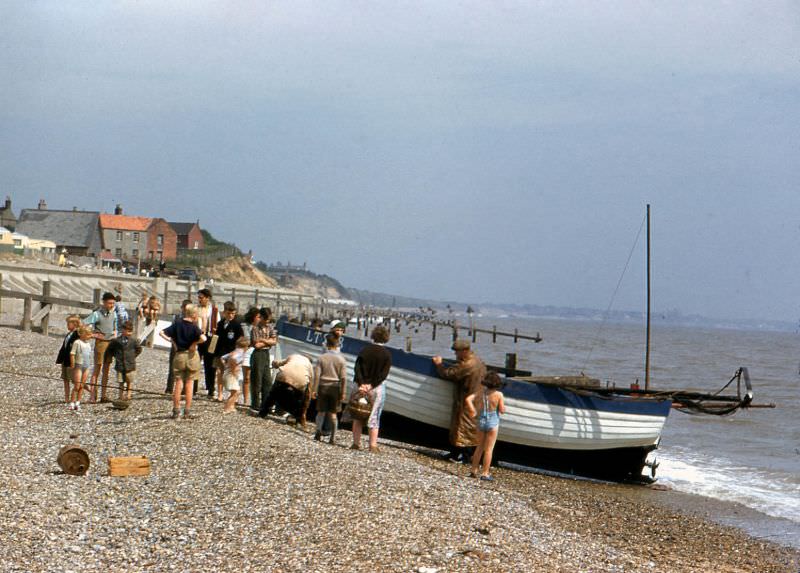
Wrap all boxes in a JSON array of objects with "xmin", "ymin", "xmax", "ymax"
[
  {"xmin": 69, "ymin": 326, "xmax": 95, "ymax": 411},
  {"xmin": 104, "ymin": 320, "xmax": 142, "ymax": 401},
  {"xmin": 311, "ymin": 334, "xmax": 347, "ymax": 444},
  {"xmin": 56, "ymin": 314, "xmax": 81, "ymax": 406},
  {"xmin": 465, "ymin": 372, "xmax": 506, "ymax": 482},
  {"xmin": 221, "ymin": 336, "xmax": 249, "ymax": 414},
  {"xmin": 160, "ymin": 304, "xmax": 205, "ymax": 420}
]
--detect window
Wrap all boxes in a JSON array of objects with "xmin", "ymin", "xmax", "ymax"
[
  {"xmin": 193, "ymin": 240, "xmax": 199, "ymax": 249},
  {"xmin": 157, "ymin": 250, "xmax": 163, "ymax": 261},
  {"xmin": 115, "ymin": 231, "xmax": 122, "ymax": 241},
  {"xmin": 132, "ymin": 248, "xmax": 139, "ymax": 257},
  {"xmin": 149, "ymin": 251, "xmax": 154, "ymax": 260},
  {"xmin": 115, "ymin": 248, "xmax": 122, "ymax": 257},
  {"xmin": 133, "ymin": 232, "xmax": 139, "ymax": 242},
  {"xmin": 157, "ymin": 234, "xmax": 164, "ymax": 246}
]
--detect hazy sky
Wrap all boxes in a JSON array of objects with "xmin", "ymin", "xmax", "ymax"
[{"xmin": 2, "ymin": 2, "xmax": 799, "ymax": 321}]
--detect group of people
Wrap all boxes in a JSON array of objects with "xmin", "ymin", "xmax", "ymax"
[
  {"xmin": 55, "ymin": 288, "xmax": 506, "ymax": 478},
  {"xmin": 56, "ymin": 291, "xmax": 144, "ymax": 410}
]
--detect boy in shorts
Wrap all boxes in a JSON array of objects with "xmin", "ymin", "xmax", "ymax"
[
  {"xmin": 104, "ymin": 320, "xmax": 143, "ymax": 401},
  {"xmin": 311, "ymin": 334, "xmax": 347, "ymax": 444},
  {"xmin": 56, "ymin": 314, "xmax": 81, "ymax": 405},
  {"xmin": 160, "ymin": 304, "xmax": 205, "ymax": 419}
]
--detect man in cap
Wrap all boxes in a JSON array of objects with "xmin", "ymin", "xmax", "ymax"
[
  {"xmin": 324, "ymin": 320, "xmax": 347, "ymax": 353},
  {"xmin": 432, "ymin": 339, "xmax": 487, "ymax": 463}
]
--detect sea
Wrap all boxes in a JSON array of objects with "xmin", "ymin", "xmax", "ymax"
[{"xmin": 386, "ymin": 315, "xmax": 800, "ymax": 548}]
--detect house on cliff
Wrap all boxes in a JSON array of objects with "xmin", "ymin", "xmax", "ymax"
[
  {"xmin": 169, "ymin": 221, "xmax": 204, "ymax": 251},
  {"xmin": 16, "ymin": 201, "xmax": 103, "ymax": 256},
  {"xmin": 98, "ymin": 206, "xmax": 177, "ymax": 262}
]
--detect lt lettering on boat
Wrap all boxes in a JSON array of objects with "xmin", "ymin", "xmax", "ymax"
[{"xmin": 305, "ymin": 330, "xmax": 325, "ymax": 345}]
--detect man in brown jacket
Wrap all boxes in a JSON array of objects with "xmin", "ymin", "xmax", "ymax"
[{"xmin": 433, "ymin": 339, "xmax": 487, "ymax": 463}]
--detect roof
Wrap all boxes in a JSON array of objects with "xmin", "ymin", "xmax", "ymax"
[
  {"xmin": 100, "ymin": 251, "xmax": 122, "ymax": 261},
  {"xmin": 168, "ymin": 221, "xmax": 198, "ymax": 235},
  {"xmin": 98, "ymin": 214, "xmax": 152, "ymax": 231},
  {"xmin": 16, "ymin": 209, "xmax": 101, "ymax": 248}
]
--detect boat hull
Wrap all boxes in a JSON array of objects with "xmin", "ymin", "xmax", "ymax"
[{"xmin": 277, "ymin": 321, "xmax": 671, "ymax": 480}]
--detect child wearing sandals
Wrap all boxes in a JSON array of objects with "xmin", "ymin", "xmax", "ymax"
[
  {"xmin": 69, "ymin": 326, "xmax": 95, "ymax": 411},
  {"xmin": 465, "ymin": 372, "xmax": 506, "ymax": 481},
  {"xmin": 221, "ymin": 336, "xmax": 249, "ymax": 414}
]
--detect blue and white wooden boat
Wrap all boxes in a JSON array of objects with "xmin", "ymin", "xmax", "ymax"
[{"xmin": 276, "ymin": 319, "xmax": 673, "ymax": 480}]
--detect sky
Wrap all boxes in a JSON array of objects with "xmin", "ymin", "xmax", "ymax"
[{"xmin": 2, "ymin": 2, "xmax": 799, "ymax": 322}]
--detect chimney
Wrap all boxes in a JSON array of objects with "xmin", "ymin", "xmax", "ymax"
[
  {"xmin": 3, "ymin": 197, "xmax": 10, "ymax": 210},
  {"xmin": 37, "ymin": 199, "xmax": 47, "ymax": 210},
  {"xmin": 114, "ymin": 204, "xmax": 123, "ymax": 215}
]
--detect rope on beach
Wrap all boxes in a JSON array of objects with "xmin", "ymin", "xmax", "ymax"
[{"xmin": 0, "ymin": 368, "xmax": 170, "ymax": 399}]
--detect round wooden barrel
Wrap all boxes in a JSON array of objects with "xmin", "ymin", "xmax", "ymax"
[{"xmin": 57, "ymin": 445, "xmax": 90, "ymax": 476}]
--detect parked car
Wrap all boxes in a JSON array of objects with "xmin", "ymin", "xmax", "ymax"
[{"xmin": 178, "ymin": 268, "xmax": 198, "ymax": 281}]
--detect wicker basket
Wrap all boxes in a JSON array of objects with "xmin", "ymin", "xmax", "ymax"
[{"xmin": 347, "ymin": 391, "xmax": 373, "ymax": 422}]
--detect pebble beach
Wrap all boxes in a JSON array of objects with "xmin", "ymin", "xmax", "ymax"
[{"xmin": 0, "ymin": 326, "xmax": 798, "ymax": 573}]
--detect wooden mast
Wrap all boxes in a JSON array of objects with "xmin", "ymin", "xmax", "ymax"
[{"xmin": 645, "ymin": 204, "xmax": 652, "ymax": 391}]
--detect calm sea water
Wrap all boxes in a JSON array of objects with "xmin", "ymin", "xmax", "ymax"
[{"xmin": 377, "ymin": 315, "xmax": 799, "ymax": 531}]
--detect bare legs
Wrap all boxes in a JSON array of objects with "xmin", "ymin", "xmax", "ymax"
[
  {"xmin": 70, "ymin": 368, "xmax": 88, "ymax": 406},
  {"xmin": 471, "ymin": 427, "xmax": 499, "ymax": 478},
  {"xmin": 118, "ymin": 374, "xmax": 132, "ymax": 401},
  {"xmin": 224, "ymin": 390, "xmax": 240, "ymax": 413},
  {"xmin": 351, "ymin": 421, "xmax": 380, "ymax": 451},
  {"xmin": 172, "ymin": 377, "xmax": 194, "ymax": 415},
  {"xmin": 216, "ymin": 369, "xmax": 224, "ymax": 402},
  {"xmin": 351, "ymin": 419, "xmax": 363, "ymax": 448},
  {"xmin": 242, "ymin": 367, "xmax": 250, "ymax": 406}
]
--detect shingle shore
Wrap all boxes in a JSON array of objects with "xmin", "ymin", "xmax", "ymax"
[{"xmin": 0, "ymin": 327, "xmax": 797, "ymax": 573}]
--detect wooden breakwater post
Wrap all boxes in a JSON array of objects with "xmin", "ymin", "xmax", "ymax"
[
  {"xmin": 40, "ymin": 280, "xmax": 51, "ymax": 335},
  {"xmin": 21, "ymin": 295, "xmax": 32, "ymax": 331},
  {"xmin": 505, "ymin": 353, "xmax": 518, "ymax": 376}
]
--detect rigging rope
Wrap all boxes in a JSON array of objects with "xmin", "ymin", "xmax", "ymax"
[{"xmin": 580, "ymin": 211, "xmax": 647, "ymax": 373}]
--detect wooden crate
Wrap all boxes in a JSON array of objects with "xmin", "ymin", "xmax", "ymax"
[{"xmin": 108, "ymin": 456, "xmax": 151, "ymax": 477}]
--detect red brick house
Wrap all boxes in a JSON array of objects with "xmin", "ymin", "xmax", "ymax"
[
  {"xmin": 169, "ymin": 221, "xmax": 204, "ymax": 250},
  {"xmin": 145, "ymin": 218, "xmax": 178, "ymax": 262}
]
